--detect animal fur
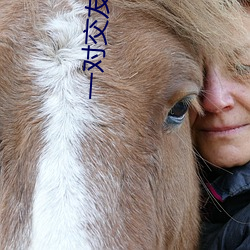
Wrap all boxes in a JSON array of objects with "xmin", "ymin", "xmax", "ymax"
[{"xmin": 0, "ymin": 0, "xmax": 246, "ymax": 249}]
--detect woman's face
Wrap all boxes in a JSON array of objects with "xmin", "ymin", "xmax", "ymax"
[{"xmin": 191, "ymin": 8, "xmax": 250, "ymax": 168}]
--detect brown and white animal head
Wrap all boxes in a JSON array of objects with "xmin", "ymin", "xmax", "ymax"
[{"xmin": 0, "ymin": 0, "xmax": 245, "ymax": 249}]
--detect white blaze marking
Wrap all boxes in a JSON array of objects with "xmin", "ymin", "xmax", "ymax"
[{"xmin": 30, "ymin": 2, "xmax": 103, "ymax": 249}]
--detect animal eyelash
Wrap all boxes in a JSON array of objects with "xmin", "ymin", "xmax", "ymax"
[{"xmin": 189, "ymin": 96, "xmax": 203, "ymax": 116}]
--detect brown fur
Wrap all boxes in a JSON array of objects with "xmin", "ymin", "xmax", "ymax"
[{"xmin": 0, "ymin": 0, "xmax": 246, "ymax": 249}]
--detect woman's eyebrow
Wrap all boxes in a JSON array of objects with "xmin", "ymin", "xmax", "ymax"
[{"xmin": 235, "ymin": 44, "xmax": 250, "ymax": 57}]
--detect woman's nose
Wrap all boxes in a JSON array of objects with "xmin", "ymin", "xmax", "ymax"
[{"xmin": 201, "ymin": 66, "xmax": 235, "ymax": 113}]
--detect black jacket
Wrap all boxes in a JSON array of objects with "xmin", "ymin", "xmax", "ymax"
[{"xmin": 199, "ymin": 162, "xmax": 250, "ymax": 250}]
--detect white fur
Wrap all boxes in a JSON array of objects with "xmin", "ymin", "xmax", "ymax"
[{"xmin": 29, "ymin": 1, "xmax": 104, "ymax": 249}]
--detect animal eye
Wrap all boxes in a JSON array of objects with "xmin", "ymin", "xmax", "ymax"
[{"xmin": 165, "ymin": 97, "xmax": 191, "ymax": 126}]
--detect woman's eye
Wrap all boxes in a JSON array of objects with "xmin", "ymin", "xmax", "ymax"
[
  {"xmin": 235, "ymin": 64, "xmax": 250, "ymax": 76},
  {"xmin": 165, "ymin": 98, "xmax": 190, "ymax": 126}
]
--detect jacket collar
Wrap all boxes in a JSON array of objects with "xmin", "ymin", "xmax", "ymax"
[{"xmin": 201, "ymin": 161, "xmax": 250, "ymax": 202}]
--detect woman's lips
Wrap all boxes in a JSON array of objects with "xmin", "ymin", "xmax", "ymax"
[{"xmin": 200, "ymin": 124, "xmax": 249, "ymax": 135}]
